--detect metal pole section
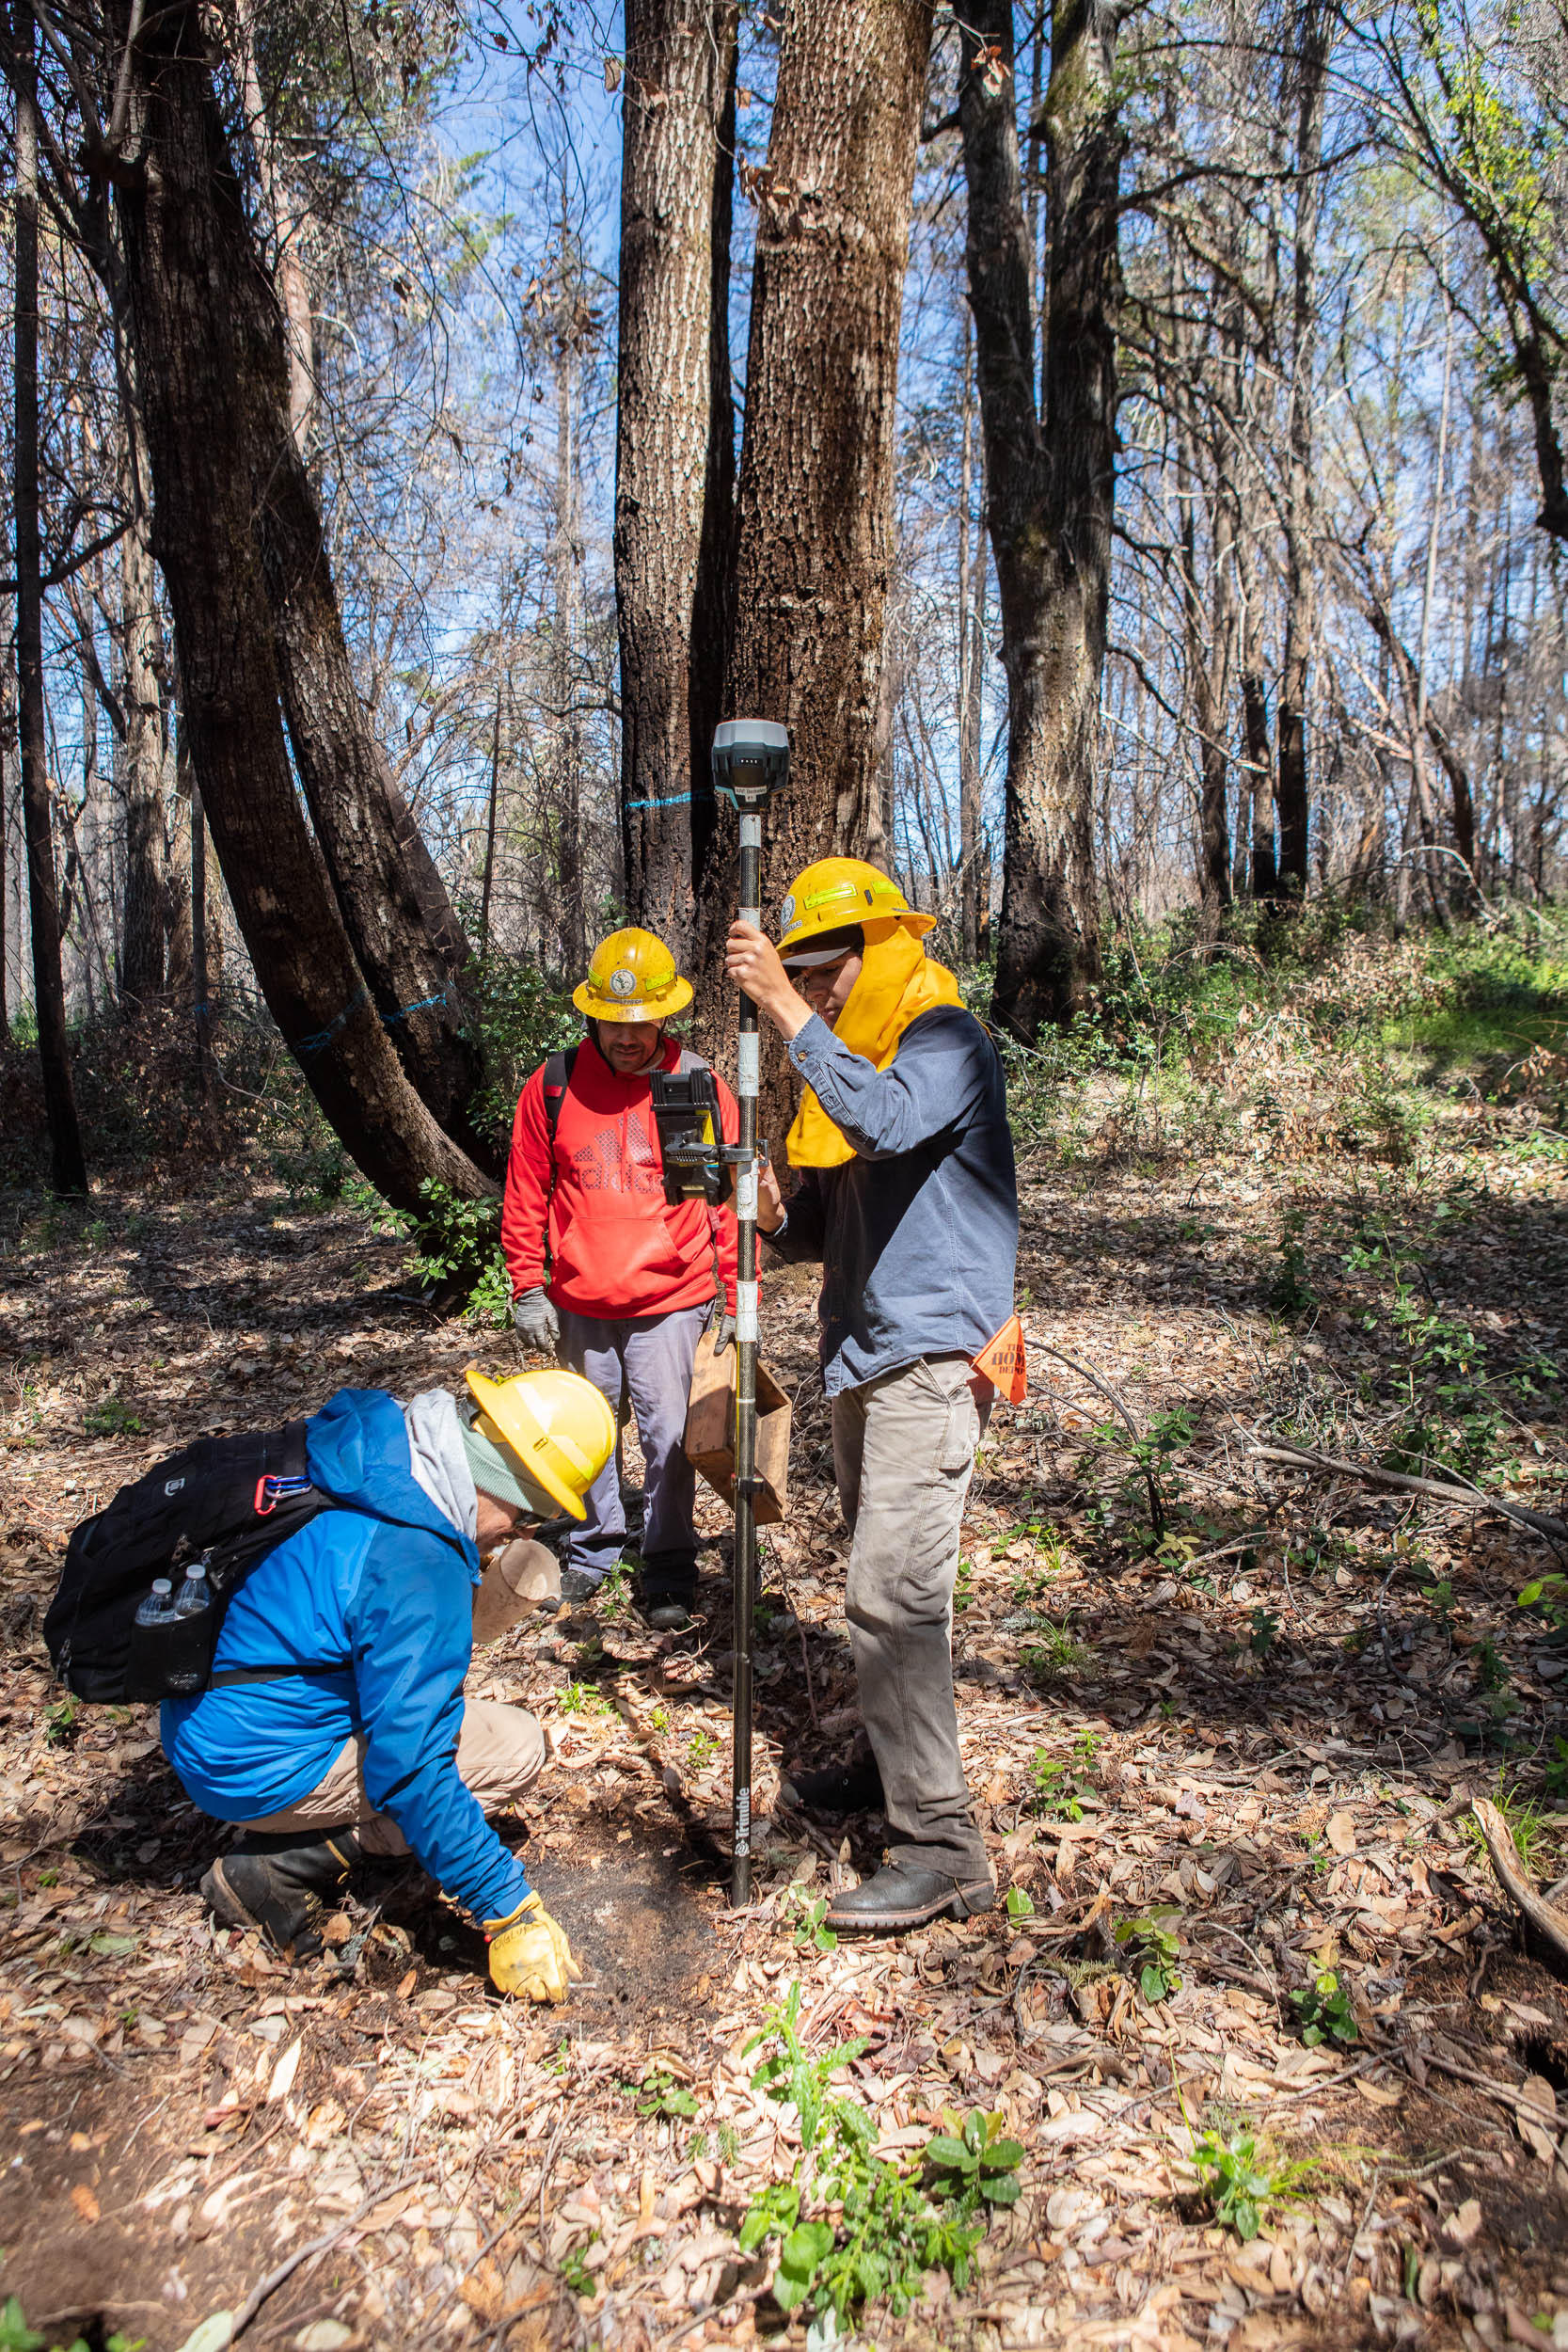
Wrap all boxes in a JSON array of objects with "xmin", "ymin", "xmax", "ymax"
[{"xmin": 731, "ymin": 808, "xmax": 763, "ymax": 1907}]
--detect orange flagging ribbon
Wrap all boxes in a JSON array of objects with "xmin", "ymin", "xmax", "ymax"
[{"xmin": 973, "ymin": 1312, "xmax": 1027, "ymax": 1404}]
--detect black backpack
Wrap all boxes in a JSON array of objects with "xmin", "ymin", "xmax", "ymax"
[{"xmin": 44, "ymin": 1420, "xmax": 333, "ymax": 1704}]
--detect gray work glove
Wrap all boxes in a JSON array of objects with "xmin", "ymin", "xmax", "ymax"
[
  {"xmin": 513, "ymin": 1287, "xmax": 560, "ymax": 1351},
  {"xmin": 711, "ymin": 1310, "xmax": 736, "ymax": 1356}
]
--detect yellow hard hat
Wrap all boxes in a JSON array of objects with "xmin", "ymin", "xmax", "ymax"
[
  {"xmin": 775, "ymin": 859, "xmax": 934, "ymax": 956},
  {"xmin": 465, "ymin": 1367, "xmax": 615, "ymax": 1522},
  {"xmin": 573, "ymin": 927, "xmax": 693, "ymax": 1025}
]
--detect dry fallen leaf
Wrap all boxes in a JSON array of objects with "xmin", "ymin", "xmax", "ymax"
[
  {"xmin": 70, "ymin": 2184, "xmax": 100, "ymax": 2223},
  {"xmin": 266, "ymin": 2036, "xmax": 304, "ymax": 2104},
  {"xmin": 395, "ymin": 1968, "xmax": 418, "ymax": 2001},
  {"xmin": 1325, "ymin": 1810, "xmax": 1356, "ymax": 1855},
  {"xmin": 1444, "ymin": 2198, "xmax": 1483, "ymax": 2247}
]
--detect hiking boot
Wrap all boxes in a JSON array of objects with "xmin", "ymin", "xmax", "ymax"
[
  {"xmin": 826, "ymin": 1860, "xmax": 996, "ymax": 1935},
  {"xmin": 558, "ymin": 1566, "xmax": 605, "ymax": 1608},
  {"xmin": 201, "ymin": 1828, "xmax": 362, "ymax": 1959},
  {"xmin": 784, "ymin": 1754, "xmax": 885, "ymax": 1817},
  {"xmin": 641, "ymin": 1581, "xmax": 697, "ymax": 1632}
]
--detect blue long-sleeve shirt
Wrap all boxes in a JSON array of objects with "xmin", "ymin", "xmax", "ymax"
[
  {"xmin": 768, "ymin": 1005, "xmax": 1019, "ymax": 1393},
  {"xmin": 161, "ymin": 1389, "xmax": 528, "ymax": 1922}
]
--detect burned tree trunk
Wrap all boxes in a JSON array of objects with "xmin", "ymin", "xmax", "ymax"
[
  {"xmin": 118, "ymin": 491, "xmax": 168, "ymax": 1007},
  {"xmin": 959, "ymin": 0, "xmax": 1119, "ymax": 1039},
  {"xmin": 107, "ymin": 0, "xmax": 492, "ymax": 1211},
  {"xmin": 615, "ymin": 0, "xmax": 738, "ymax": 958},
  {"xmin": 1275, "ymin": 0, "xmax": 1328, "ymax": 896},
  {"xmin": 13, "ymin": 0, "xmax": 87, "ymax": 1192},
  {"xmin": 721, "ymin": 0, "xmax": 933, "ymax": 900}
]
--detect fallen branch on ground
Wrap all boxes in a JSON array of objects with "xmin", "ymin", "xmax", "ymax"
[
  {"xmin": 1252, "ymin": 1440, "xmax": 1568, "ymax": 1545},
  {"xmin": 1470, "ymin": 1796, "xmax": 1568, "ymax": 1967}
]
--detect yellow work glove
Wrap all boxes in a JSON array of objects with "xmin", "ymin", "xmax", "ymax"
[{"xmin": 484, "ymin": 1891, "xmax": 581, "ymax": 2003}]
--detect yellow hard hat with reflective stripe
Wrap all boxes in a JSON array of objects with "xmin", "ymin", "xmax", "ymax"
[
  {"xmin": 775, "ymin": 858, "xmax": 934, "ymax": 954},
  {"xmin": 465, "ymin": 1367, "xmax": 615, "ymax": 1521},
  {"xmin": 573, "ymin": 927, "xmax": 693, "ymax": 1024}
]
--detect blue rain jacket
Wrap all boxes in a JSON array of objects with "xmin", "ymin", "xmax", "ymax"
[
  {"xmin": 161, "ymin": 1388, "xmax": 529, "ymax": 1923},
  {"xmin": 768, "ymin": 1006, "xmax": 1019, "ymax": 1394}
]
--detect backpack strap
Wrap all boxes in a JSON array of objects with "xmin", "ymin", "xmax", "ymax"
[
  {"xmin": 537, "ymin": 1045, "xmax": 579, "ymax": 1283},
  {"xmin": 675, "ymin": 1048, "xmax": 726, "ymax": 1308}
]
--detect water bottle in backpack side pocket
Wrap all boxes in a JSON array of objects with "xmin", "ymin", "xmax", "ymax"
[
  {"xmin": 124, "ymin": 1578, "xmax": 177, "ymax": 1704},
  {"xmin": 162, "ymin": 1558, "xmax": 216, "ymax": 1695}
]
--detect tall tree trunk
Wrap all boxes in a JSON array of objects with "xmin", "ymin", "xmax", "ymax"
[
  {"xmin": 959, "ymin": 0, "xmax": 1118, "ymax": 1040},
  {"xmin": 1275, "ymin": 0, "xmax": 1327, "ymax": 896},
  {"xmin": 0, "ymin": 606, "xmax": 12, "ymax": 1043},
  {"xmin": 231, "ymin": 0, "xmax": 314, "ymax": 454},
  {"xmin": 139, "ymin": 0, "xmax": 484, "ymax": 1147},
  {"xmin": 958, "ymin": 305, "xmax": 983, "ymax": 963},
  {"xmin": 118, "ymin": 490, "xmax": 168, "ymax": 1005},
  {"xmin": 615, "ymin": 0, "xmax": 738, "ymax": 959},
  {"xmin": 107, "ymin": 0, "xmax": 491, "ymax": 1211},
  {"xmin": 13, "ymin": 2, "xmax": 87, "ymax": 1193},
  {"xmin": 1180, "ymin": 446, "xmax": 1233, "ymax": 938},
  {"xmin": 721, "ymin": 0, "xmax": 933, "ymax": 899},
  {"xmin": 551, "ymin": 263, "xmax": 586, "ymax": 976}
]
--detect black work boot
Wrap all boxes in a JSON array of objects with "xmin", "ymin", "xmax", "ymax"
[
  {"xmin": 639, "ymin": 1555, "xmax": 697, "ymax": 1633},
  {"xmin": 826, "ymin": 1860, "xmax": 996, "ymax": 1935},
  {"xmin": 201, "ymin": 1828, "xmax": 362, "ymax": 1959},
  {"xmin": 784, "ymin": 1753, "xmax": 886, "ymax": 1817}
]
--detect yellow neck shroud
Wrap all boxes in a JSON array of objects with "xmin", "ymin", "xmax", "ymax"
[{"xmin": 785, "ymin": 919, "xmax": 964, "ymax": 1169}]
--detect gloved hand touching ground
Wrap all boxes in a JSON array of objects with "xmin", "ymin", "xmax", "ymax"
[
  {"xmin": 513, "ymin": 1287, "xmax": 560, "ymax": 1352},
  {"xmin": 485, "ymin": 1891, "xmax": 581, "ymax": 2002}
]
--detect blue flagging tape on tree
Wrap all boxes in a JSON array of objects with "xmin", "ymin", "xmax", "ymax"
[
  {"xmin": 382, "ymin": 989, "xmax": 448, "ymax": 1025},
  {"xmin": 293, "ymin": 984, "xmax": 371, "ymax": 1058},
  {"xmin": 624, "ymin": 789, "xmax": 717, "ymax": 812}
]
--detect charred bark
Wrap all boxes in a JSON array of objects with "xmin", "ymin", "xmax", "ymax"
[
  {"xmin": 107, "ymin": 0, "xmax": 492, "ymax": 1211},
  {"xmin": 13, "ymin": 0, "xmax": 87, "ymax": 1192},
  {"xmin": 721, "ymin": 0, "xmax": 933, "ymax": 898},
  {"xmin": 615, "ymin": 0, "xmax": 738, "ymax": 958},
  {"xmin": 1275, "ymin": 0, "xmax": 1327, "ymax": 895},
  {"xmin": 118, "ymin": 492, "xmax": 167, "ymax": 1005},
  {"xmin": 958, "ymin": 0, "xmax": 1117, "ymax": 1040}
]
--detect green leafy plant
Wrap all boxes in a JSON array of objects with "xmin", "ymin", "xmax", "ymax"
[
  {"xmin": 1028, "ymin": 1748, "xmax": 1085, "ymax": 1820},
  {"xmin": 647, "ymin": 1704, "xmax": 672, "ymax": 1735},
  {"xmin": 1021, "ymin": 1620, "xmax": 1092, "ymax": 1688},
  {"xmin": 42, "ymin": 1695, "xmax": 82, "ymax": 1748},
  {"xmin": 1290, "ymin": 1968, "xmax": 1359, "ymax": 2048},
  {"xmin": 783, "ymin": 1884, "xmax": 838, "ymax": 1954},
  {"xmin": 686, "ymin": 1726, "xmax": 720, "ymax": 1771},
  {"xmin": 84, "ymin": 1393, "xmax": 142, "ymax": 1437},
  {"xmin": 558, "ymin": 2236, "xmax": 598, "ymax": 2297},
  {"xmin": 745, "ymin": 1980, "xmax": 867, "ymax": 2153},
  {"xmin": 557, "ymin": 1680, "xmax": 612, "ymax": 1718},
  {"xmin": 922, "ymin": 2108, "xmax": 1025, "ymax": 2210},
  {"xmin": 1189, "ymin": 2128, "xmax": 1316, "ymax": 2242},
  {"xmin": 1544, "ymin": 1736, "xmax": 1568, "ymax": 1804},
  {"xmin": 1114, "ymin": 1910, "xmax": 1182, "ymax": 2002},
  {"xmin": 1248, "ymin": 1606, "xmax": 1281, "ymax": 1664},
  {"xmin": 0, "ymin": 2300, "xmax": 142, "ymax": 2352},
  {"xmin": 953, "ymin": 1558, "xmax": 974, "ymax": 1616},
  {"xmin": 632, "ymin": 2062, "xmax": 698, "ymax": 2122},
  {"xmin": 1005, "ymin": 1885, "xmax": 1036, "ymax": 1922},
  {"xmin": 397, "ymin": 1179, "xmax": 510, "ymax": 1324}
]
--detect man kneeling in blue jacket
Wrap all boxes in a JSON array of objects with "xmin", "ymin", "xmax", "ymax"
[{"xmin": 165, "ymin": 1367, "xmax": 615, "ymax": 2001}]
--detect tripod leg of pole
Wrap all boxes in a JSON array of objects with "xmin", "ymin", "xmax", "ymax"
[{"xmin": 731, "ymin": 809, "xmax": 763, "ymax": 1908}]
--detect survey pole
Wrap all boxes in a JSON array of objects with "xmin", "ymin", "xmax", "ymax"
[{"xmin": 711, "ymin": 720, "xmax": 790, "ymax": 1907}]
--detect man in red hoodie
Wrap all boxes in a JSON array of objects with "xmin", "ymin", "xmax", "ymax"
[{"xmin": 501, "ymin": 928, "xmax": 738, "ymax": 1629}]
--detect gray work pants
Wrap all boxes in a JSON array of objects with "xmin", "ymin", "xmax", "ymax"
[
  {"xmin": 832, "ymin": 1354, "xmax": 992, "ymax": 1881},
  {"xmin": 557, "ymin": 1303, "xmax": 710, "ymax": 1590}
]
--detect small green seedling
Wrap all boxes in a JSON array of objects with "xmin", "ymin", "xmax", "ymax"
[
  {"xmin": 42, "ymin": 1695, "xmax": 82, "ymax": 1749},
  {"xmin": 1114, "ymin": 1910, "xmax": 1182, "ymax": 2002},
  {"xmin": 784, "ymin": 1885, "xmax": 838, "ymax": 1953},
  {"xmin": 922, "ymin": 2108, "xmax": 1025, "ymax": 2210},
  {"xmin": 633, "ymin": 2062, "xmax": 698, "ymax": 2122},
  {"xmin": 1248, "ymin": 1606, "xmax": 1281, "ymax": 1663},
  {"xmin": 1028, "ymin": 1750, "xmax": 1085, "ymax": 1821},
  {"xmin": 1290, "ymin": 1968, "xmax": 1358, "ymax": 2049},
  {"xmin": 1189, "ymin": 2127, "xmax": 1316, "ymax": 2242},
  {"xmin": 686, "ymin": 1726, "xmax": 720, "ymax": 1771},
  {"xmin": 558, "ymin": 2237, "xmax": 598, "ymax": 2296},
  {"xmin": 1005, "ymin": 1885, "xmax": 1036, "ymax": 1923}
]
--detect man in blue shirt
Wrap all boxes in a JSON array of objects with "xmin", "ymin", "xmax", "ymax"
[
  {"xmin": 725, "ymin": 857, "xmax": 1019, "ymax": 1933},
  {"xmin": 170, "ymin": 1368, "xmax": 614, "ymax": 2000}
]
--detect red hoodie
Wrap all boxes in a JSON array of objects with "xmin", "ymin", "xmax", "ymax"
[{"xmin": 501, "ymin": 1034, "xmax": 739, "ymax": 1318}]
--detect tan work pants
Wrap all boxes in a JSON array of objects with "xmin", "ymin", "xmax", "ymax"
[
  {"xmin": 237, "ymin": 1699, "xmax": 545, "ymax": 1858},
  {"xmin": 832, "ymin": 1353, "xmax": 992, "ymax": 1881}
]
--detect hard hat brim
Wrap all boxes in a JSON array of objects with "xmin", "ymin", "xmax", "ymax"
[
  {"xmin": 465, "ymin": 1369, "xmax": 592, "ymax": 1519},
  {"xmin": 572, "ymin": 976, "xmax": 694, "ymax": 1024},
  {"xmin": 778, "ymin": 906, "xmax": 935, "ymax": 955}
]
